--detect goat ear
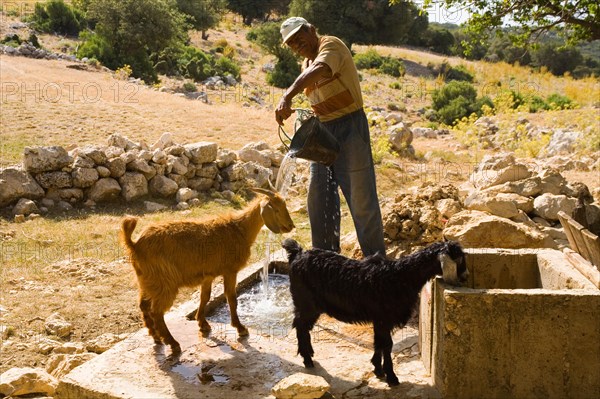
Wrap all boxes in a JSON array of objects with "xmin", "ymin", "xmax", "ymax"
[{"xmin": 440, "ymin": 253, "xmax": 459, "ymax": 286}]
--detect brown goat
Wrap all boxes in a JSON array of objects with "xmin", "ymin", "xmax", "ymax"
[{"xmin": 120, "ymin": 188, "xmax": 294, "ymax": 354}]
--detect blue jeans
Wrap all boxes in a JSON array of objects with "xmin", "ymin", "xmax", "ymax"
[{"xmin": 307, "ymin": 109, "xmax": 386, "ymax": 257}]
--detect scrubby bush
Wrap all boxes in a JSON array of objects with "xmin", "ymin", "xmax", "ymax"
[
  {"xmin": 527, "ymin": 95, "xmax": 550, "ymax": 113},
  {"xmin": 267, "ymin": 50, "xmax": 301, "ymax": 88},
  {"xmin": 353, "ymin": 48, "xmax": 405, "ymax": 77},
  {"xmin": 247, "ymin": 22, "xmax": 300, "ymax": 88},
  {"xmin": 31, "ymin": 0, "xmax": 84, "ymax": 36},
  {"xmin": 213, "ymin": 55, "xmax": 241, "ymax": 81},
  {"xmin": 433, "ymin": 61, "xmax": 474, "ymax": 82},
  {"xmin": 431, "ymin": 81, "xmax": 493, "ymax": 125},
  {"xmin": 546, "ymin": 93, "xmax": 576, "ymax": 110}
]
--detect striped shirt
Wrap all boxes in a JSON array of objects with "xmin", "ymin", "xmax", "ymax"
[{"xmin": 303, "ymin": 36, "xmax": 363, "ymax": 122}]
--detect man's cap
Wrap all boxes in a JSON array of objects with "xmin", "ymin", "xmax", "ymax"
[{"xmin": 280, "ymin": 17, "xmax": 308, "ymax": 44}]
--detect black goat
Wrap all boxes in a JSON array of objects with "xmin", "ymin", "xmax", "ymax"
[{"xmin": 282, "ymin": 239, "xmax": 468, "ymax": 386}]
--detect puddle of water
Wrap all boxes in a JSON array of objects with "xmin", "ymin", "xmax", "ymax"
[
  {"xmin": 209, "ymin": 274, "xmax": 294, "ymax": 330},
  {"xmin": 171, "ymin": 362, "xmax": 230, "ymax": 386}
]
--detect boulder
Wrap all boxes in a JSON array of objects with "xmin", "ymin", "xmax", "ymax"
[
  {"xmin": 0, "ymin": 167, "xmax": 45, "ymax": 207},
  {"xmin": 470, "ymin": 163, "xmax": 532, "ymax": 189},
  {"xmin": 72, "ymin": 167, "xmax": 99, "ymax": 188},
  {"xmin": 151, "ymin": 132, "xmax": 175, "ymax": 150},
  {"xmin": 196, "ymin": 162, "xmax": 219, "ymax": 179},
  {"xmin": 149, "ymin": 175, "xmax": 178, "ymax": 197},
  {"xmin": 127, "ymin": 158, "xmax": 156, "ymax": 180},
  {"xmin": 444, "ymin": 210, "xmax": 557, "ymax": 249},
  {"xmin": 0, "ymin": 367, "xmax": 58, "ymax": 397},
  {"xmin": 23, "ymin": 146, "xmax": 72, "ymax": 173},
  {"xmin": 176, "ymin": 188, "xmax": 198, "ymax": 203},
  {"xmin": 464, "ymin": 192, "xmax": 520, "ymax": 219},
  {"xmin": 44, "ymin": 313, "xmax": 72, "ymax": 338},
  {"xmin": 271, "ymin": 373, "xmax": 329, "ymax": 399},
  {"xmin": 388, "ymin": 122, "xmax": 413, "ymax": 151},
  {"xmin": 87, "ymin": 178, "xmax": 121, "ymax": 202},
  {"xmin": 35, "ymin": 171, "xmax": 72, "ymax": 189},
  {"xmin": 217, "ymin": 148, "xmax": 237, "ymax": 168},
  {"xmin": 435, "ymin": 198, "xmax": 463, "ymax": 219},
  {"xmin": 119, "ymin": 172, "xmax": 148, "ymax": 202},
  {"xmin": 237, "ymin": 147, "xmax": 272, "ymax": 168},
  {"xmin": 86, "ymin": 333, "xmax": 127, "ymax": 354},
  {"xmin": 533, "ymin": 193, "xmax": 577, "ymax": 221},
  {"xmin": 484, "ymin": 176, "xmax": 542, "ymax": 197},
  {"xmin": 46, "ymin": 353, "xmax": 96, "ymax": 379},
  {"xmin": 185, "ymin": 142, "xmax": 218, "ymax": 164},
  {"xmin": 78, "ymin": 145, "xmax": 107, "ymax": 165},
  {"xmin": 543, "ymin": 129, "xmax": 581, "ymax": 156},
  {"xmin": 12, "ymin": 198, "xmax": 39, "ymax": 216},
  {"xmin": 105, "ymin": 157, "xmax": 127, "ymax": 178},
  {"xmin": 167, "ymin": 155, "xmax": 189, "ymax": 175}
]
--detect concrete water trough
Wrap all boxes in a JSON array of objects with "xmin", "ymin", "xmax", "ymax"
[{"xmin": 419, "ymin": 248, "xmax": 600, "ymax": 399}]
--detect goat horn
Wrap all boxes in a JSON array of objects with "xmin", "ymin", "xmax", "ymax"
[{"xmin": 250, "ymin": 187, "xmax": 277, "ymax": 198}]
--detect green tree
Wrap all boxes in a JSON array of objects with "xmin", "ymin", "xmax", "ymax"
[
  {"xmin": 176, "ymin": 0, "xmax": 226, "ymax": 39},
  {"xmin": 227, "ymin": 0, "xmax": 270, "ymax": 25},
  {"xmin": 532, "ymin": 43, "xmax": 584, "ymax": 75},
  {"xmin": 289, "ymin": 0, "xmax": 427, "ymax": 48},
  {"xmin": 31, "ymin": 0, "xmax": 84, "ymax": 36},
  {"xmin": 246, "ymin": 22, "xmax": 300, "ymax": 87},
  {"xmin": 84, "ymin": 0, "xmax": 188, "ymax": 83},
  {"xmin": 412, "ymin": 0, "xmax": 600, "ymax": 45}
]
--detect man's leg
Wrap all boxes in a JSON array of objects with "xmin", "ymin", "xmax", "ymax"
[{"xmin": 307, "ymin": 162, "xmax": 341, "ymax": 252}]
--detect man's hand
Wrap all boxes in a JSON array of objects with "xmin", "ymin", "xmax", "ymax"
[{"xmin": 275, "ymin": 97, "xmax": 293, "ymax": 126}]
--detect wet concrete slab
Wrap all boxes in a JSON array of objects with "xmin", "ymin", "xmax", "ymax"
[{"xmin": 56, "ymin": 257, "xmax": 441, "ymax": 399}]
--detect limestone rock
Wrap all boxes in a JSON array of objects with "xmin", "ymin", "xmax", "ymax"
[
  {"xmin": 46, "ymin": 353, "xmax": 97, "ymax": 379},
  {"xmin": 86, "ymin": 333, "xmax": 127, "ymax": 354},
  {"xmin": 533, "ymin": 193, "xmax": 577, "ymax": 221},
  {"xmin": 388, "ymin": 122, "xmax": 413, "ymax": 151},
  {"xmin": 167, "ymin": 155, "xmax": 189, "ymax": 175},
  {"xmin": 144, "ymin": 201, "xmax": 167, "ymax": 212},
  {"xmin": 0, "ymin": 367, "xmax": 58, "ymax": 397},
  {"xmin": 105, "ymin": 157, "xmax": 127, "ymax": 178},
  {"xmin": 36, "ymin": 171, "xmax": 73, "ymax": 189},
  {"xmin": 435, "ymin": 198, "xmax": 463, "ymax": 219},
  {"xmin": 196, "ymin": 162, "xmax": 219, "ymax": 179},
  {"xmin": 464, "ymin": 191, "xmax": 520, "ymax": 219},
  {"xmin": 271, "ymin": 372, "xmax": 329, "ymax": 399},
  {"xmin": 188, "ymin": 177, "xmax": 214, "ymax": 192},
  {"xmin": 151, "ymin": 132, "xmax": 175, "ymax": 150},
  {"xmin": 87, "ymin": 178, "xmax": 121, "ymax": 202},
  {"xmin": 444, "ymin": 210, "xmax": 557, "ymax": 249},
  {"xmin": 176, "ymin": 188, "xmax": 198, "ymax": 203},
  {"xmin": 78, "ymin": 145, "xmax": 107, "ymax": 165},
  {"xmin": 119, "ymin": 172, "xmax": 148, "ymax": 202},
  {"xmin": 149, "ymin": 175, "xmax": 178, "ymax": 197},
  {"xmin": 237, "ymin": 147, "xmax": 272, "ymax": 168},
  {"xmin": 72, "ymin": 167, "xmax": 99, "ymax": 188},
  {"xmin": 45, "ymin": 313, "xmax": 72, "ymax": 338},
  {"xmin": 470, "ymin": 163, "xmax": 532, "ymax": 189},
  {"xmin": 127, "ymin": 158, "xmax": 156, "ymax": 180},
  {"xmin": 0, "ymin": 167, "xmax": 45, "ymax": 207},
  {"xmin": 23, "ymin": 146, "xmax": 72, "ymax": 173},
  {"xmin": 185, "ymin": 142, "xmax": 218, "ymax": 164},
  {"xmin": 12, "ymin": 198, "xmax": 40, "ymax": 216},
  {"xmin": 217, "ymin": 148, "xmax": 237, "ymax": 168}
]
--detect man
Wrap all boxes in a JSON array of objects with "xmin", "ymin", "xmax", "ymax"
[{"xmin": 275, "ymin": 17, "xmax": 385, "ymax": 257}]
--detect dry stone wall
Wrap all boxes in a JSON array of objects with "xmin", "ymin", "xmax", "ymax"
[{"xmin": 0, "ymin": 133, "xmax": 283, "ymax": 218}]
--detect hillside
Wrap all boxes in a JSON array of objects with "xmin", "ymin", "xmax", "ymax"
[{"xmin": 1, "ymin": 13, "xmax": 599, "ymax": 386}]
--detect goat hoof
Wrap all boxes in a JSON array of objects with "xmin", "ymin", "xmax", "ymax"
[
  {"xmin": 303, "ymin": 359, "xmax": 315, "ymax": 368},
  {"xmin": 171, "ymin": 344, "xmax": 182, "ymax": 356},
  {"xmin": 237, "ymin": 327, "xmax": 249, "ymax": 337},
  {"xmin": 373, "ymin": 368, "xmax": 385, "ymax": 379},
  {"xmin": 199, "ymin": 322, "xmax": 211, "ymax": 333}
]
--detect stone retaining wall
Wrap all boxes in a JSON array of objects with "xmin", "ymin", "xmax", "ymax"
[{"xmin": 0, "ymin": 133, "xmax": 283, "ymax": 217}]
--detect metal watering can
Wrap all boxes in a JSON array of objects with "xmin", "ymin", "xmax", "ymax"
[{"xmin": 279, "ymin": 109, "xmax": 340, "ymax": 167}]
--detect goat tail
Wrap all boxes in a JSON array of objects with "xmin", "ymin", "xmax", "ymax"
[
  {"xmin": 282, "ymin": 238, "xmax": 303, "ymax": 263},
  {"xmin": 120, "ymin": 216, "xmax": 138, "ymax": 253}
]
